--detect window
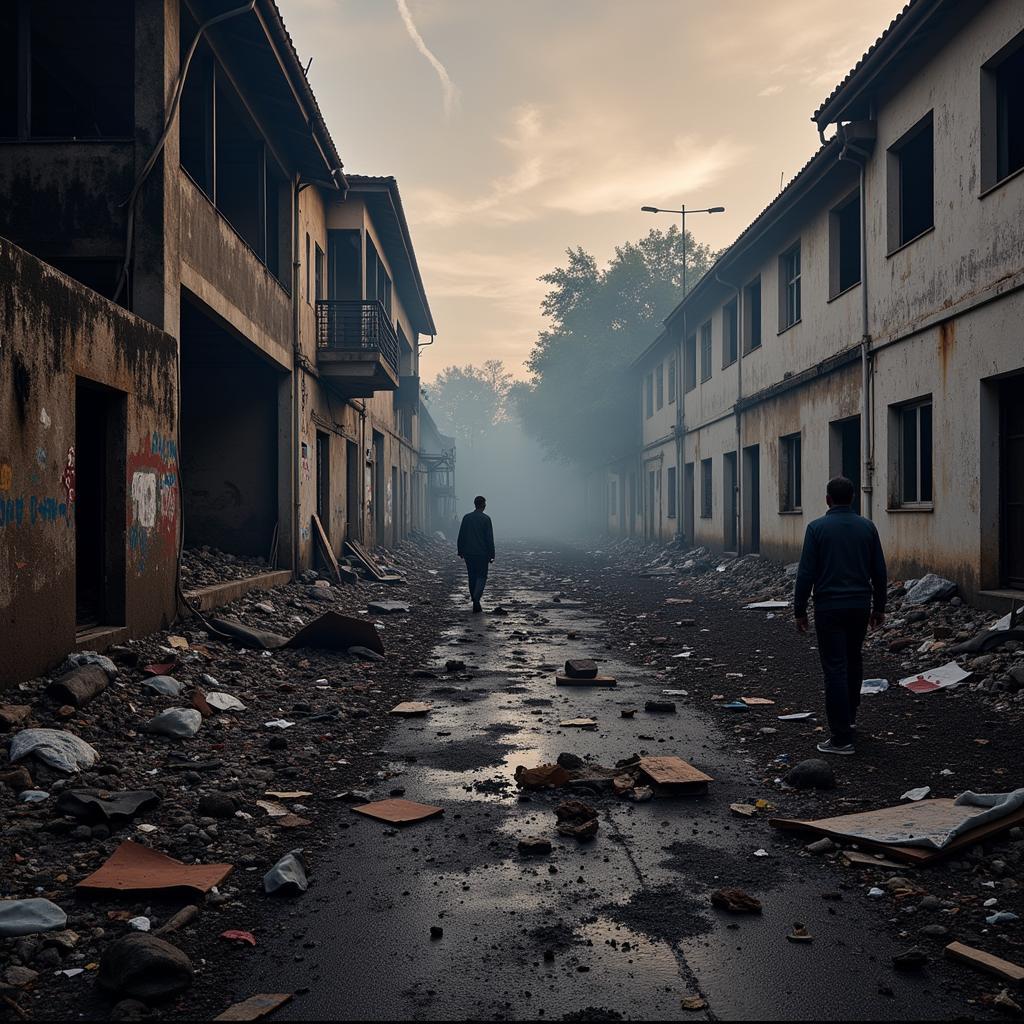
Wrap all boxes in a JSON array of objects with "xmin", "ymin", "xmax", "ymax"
[
  {"xmin": 699, "ymin": 321, "xmax": 713, "ymax": 382},
  {"xmin": 305, "ymin": 234, "xmax": 311, "ymax": 303},
  {"xmin": 780, "ymin": 433, "xmax": 802, "ymax": 512},
  {"xmin": 656, "ymin": 363, "xmax": 664, "ymax": 410},
  {"xmin": 366, "ymin": 239, "xmax": 393, "ymax": 315},
  {"xmin": 888, "ymin": 113, "xmax": 934, "ymax": 249},
  {"xmin": 779, "ymin": 244, "xmax": 801, "ymax": 330},
  {"xmin": 684, "ymin": 335, "xmax": 697, "ymax": 392},
  {"xmin": 830, "ymin": 192, "xmax": 861, "ymax": 296},
  {"xmin": 744, "ymin": 277, "xmax": 762, "ymax": 351},
  {"xmin": 982, "ymin": 35, "xmax": 1024, "ymax": 189},
  {"xmin": 645, "ymin": 373, "xmax": 654, "ymax": 418},
  {"xmin": 315, "ymin": 244, "xmax": 324, "ymax": 302},
  {"xmin": 1, "ymin": 1, "xmax": 134, "ymax": 140},
  {"xmin": 896, "ymin": 399, "xmax": 933, "ymax": 506},
  {"xmin": 700, "ymin": 459, "xmax": 713, "ymax": 518},
  {"xmin": 667, "ymin": 466, "xmax": 677, "ymax": 519},
  {"xmin": 722, "ymin": 299, "xmax": 738, "ymax": 367},
  {"xmin": 668, "ymin": 357, "xmax": 677, "ymax": 404}
]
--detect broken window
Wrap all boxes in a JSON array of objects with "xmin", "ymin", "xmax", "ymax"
[
  {"xmin": 744, "ymin": 277, "xmax": 762, "ymax": 351},
  {"xmin": 656, "ymin": 363, "xmax": 664, "ymax": 410},
  {"xmin": 305, "ymin": 234, "xmax": 312, "ymax": 303},
  {"xmin": 722, "ymin": 299, "xmax": 738, "ymax": 367},
  {"xmin": 830, "ymin": 191, "xmax": 861, "ymax": 296},
  {"xmin": 668, "ymin": 357, "xmax": 677, "ymax": 404},
  {"xmin": 700, "ymin": 459, "xmax": 712, "ymax": 519},
  {"xmin": 684, "ymin": 335, "xmax": 697, "ymax": 392},
  {"xmin": 699, "ymin": 321, "xmax": 712, "ymax": 383},
  {"xmin": 328, "ymin": 230, "xmax": 361, "ymax": 301},
  {"xmin": 896, "ymin": 399, "xmax": 933, "ymax": 506},
  {"xmin": 1, "ymin": 1, "xmax": 133, "ymax": 139},
  {"xmin": 889, "ymin": 113, "xmax": 934, "ymax": 249},
  {"xmin": 982, "ymin": 34, "xmax": 1024, "ymax": 189},
  {"xmin": 779, "ymin": 244, "xmax": 801, "ymax": 330},
  {"xmin": 645, "ymin": 373, "xmax": 654, "ymax": 418},
  {"xmin": 780, "ymin": 433, "xmax": 802, "ymax": 512},
  {"xmin": 667, "ymin": 466, "xmax": 677, "ymax": 519}
]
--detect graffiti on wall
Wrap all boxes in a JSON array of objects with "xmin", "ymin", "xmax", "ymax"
[
  {"xmin": 127, "ymin": 431, "xmax": 178, "ymax": 573},
  {"xmin": 0, "ymin": 449, "xmax": 73, "ymax": 531},
  {"xmin": 385, "ymin": 477, "xmax": 393, "ymax": 528}
]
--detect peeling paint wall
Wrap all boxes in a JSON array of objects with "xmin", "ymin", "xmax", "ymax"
[{"xmin": 0, "ymin": 238, "xmax": 178, "ymax": 689}]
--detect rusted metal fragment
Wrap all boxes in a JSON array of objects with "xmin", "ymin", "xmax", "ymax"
[{"xmin": 76, "ymin": 841, "xmax": 232, "ymax": 895}]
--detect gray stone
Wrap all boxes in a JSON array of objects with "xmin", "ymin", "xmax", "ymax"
[
  {"xmin": 98, "ymin": 934, "xmax": 193, "ymax": 1001},
  {"xmin": 0, "ymin": 898, "xmax": 68, "ymax": 938},
  {"xmin": 784, "ymin": 758, "xmax": 836, "ymax": 791},
  {"xmin": 9, "ymin": 729, "xmax": 99, "ymax": 773},
  {"xmin": 141, "ymin": 676, "xmax": 183, "ymax": 697},
  {"xmin": 3, "ymin": 965, "xmax": 40, "ymax": 987},
  {"xmin": 145, "ymin": 708, "xmax": 202, "ymax": 740},
  {"xmin": 197, "ymin": 793, "xmax": 237, "ymax": 819},
  {"xmin": 904, "ymin": 574, "xmax": 958, "ymax": 605}
]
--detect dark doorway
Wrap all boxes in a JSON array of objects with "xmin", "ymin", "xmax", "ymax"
[
  {"xmin": 373, "ymin": 432, "xmax": 385, "ymax": 545},
  {"xmin": 683, "ymin": 462, "xmax": 695, "ymax": 544},
  {"xmin": 830, "ymin": 416, "xmax": 861, "ymax": 513},
  {"xmin": 723, "ymin": 451, "xmax": 738, "ymax": 552},
  {"xmin": 1001, "ymin": 375, "xmax": 1024, "ymax": 589},
  {"xmin": 75, "ymin": 380, "xmax": 126, "ymax": 629},
  {"xmin": 391, "ymin": 465, "xmax": 399, "ymax": 546},
  {"xmin": 345, "ymin": 440, "xmax": 359, "ymax": 541},
  {"xmin": 743, "ymin": 445, "xmax": 761, "ymax": 554},
  {"xmin": 315, "ymin": 431, "xmax": 330, "ymax": 536}
]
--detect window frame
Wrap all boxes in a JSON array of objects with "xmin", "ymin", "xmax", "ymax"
[
  {"xmin": 667, "ymin": 465, "xmax": 677, "ymax": 519},
  {"xmin": 684, "ymin": 334, "xmax": 697, "ymax": 393},
  {"xmin": 655, "ymin": 362, "xmax": 664, "ymax": 410},
  {"xmin": 981, "ymin": 31, "xmax": 1024, "ymax": 193},
  {"xmin": 743, "ymin": 276, "xmax": 762, "ymax": 352},
  {"xmin": 779, "ymin": 432, "xmax": 803, "ymax": 513},
  {"xmin": 645, "ymin": 372, "xmax": 654, "ymax": 419},
  {"xmin": 778, "ymin": 243, "xmax": 801, "ymax": 331},
  {"xmin": 886, "ymin": 111, "xmax": 935, "ymax": 253},
  {"xmin": 829, "ymin": 189, "xmax": 862, "ymax": 299},
  {"xmin": 722, "ymin": 298, "xmax": 738, "ymax": 368},
  {"xmin": 700, "ymin": 457, "xmax": 713, "ymax": 519},
  {"xmin": 699, "ymin": 321, "xmax": 713, "ymax": 383},
  {"xmin": 891, "ymin": 397, "xmax": 934, "ymax": 509},
  {"xmin": 314, "ymin": 243, "xmax": 324, "ymax": 302}
]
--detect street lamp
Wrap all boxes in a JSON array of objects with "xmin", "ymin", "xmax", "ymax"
[{"xmin": 641, "ymin": 204, "xmax": 725, "ymax": 295}]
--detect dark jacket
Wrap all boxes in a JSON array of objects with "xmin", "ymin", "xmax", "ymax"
[
  {"xmin": 457, "ymin": 509, "xmax": 495, "ymax": 563},
  {"xmin": 794, "ymin": 506, "xmax": 887, "ymax": 617}
]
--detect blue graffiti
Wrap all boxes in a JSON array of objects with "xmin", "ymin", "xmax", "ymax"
[
  {"xmin": 129, "ymin": 523, "xmax": 150, "ymax": 571},
  {"xmin": 0, "ymin": 494, "xmax": 70, "ymax": 529},
  {"xmin": 151, "ymin": 432, "xmax": 178, "ymax": 465}
]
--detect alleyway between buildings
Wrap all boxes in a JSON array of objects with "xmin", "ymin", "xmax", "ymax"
[{"xmin": 4, "ymin": 542, "xmax": 1023, "ymax": 1021}]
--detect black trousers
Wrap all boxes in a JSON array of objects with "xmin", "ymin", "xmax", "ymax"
[
  {"xmin": 465, "ymin": 558, "xmax": 489, "ymax": 604},
  {"xmin": 814, "ymin": 607, "xmax": 870, "ymax": 746}
]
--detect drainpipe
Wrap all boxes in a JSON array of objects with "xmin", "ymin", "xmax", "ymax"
[
  {"xmin": 715, "ymin": 268, "xmax": 743, "ymax": 553},
  {"xmin": 675, "ymin": 310, "xmax": 686, "ymax": 546},
  {"xmin": 838, "ymin": 120, "xmax": 875, "ymax": 520},
  {"xmin": 292, "ymin": 179, "xmax": 311, "ymax": 574}
]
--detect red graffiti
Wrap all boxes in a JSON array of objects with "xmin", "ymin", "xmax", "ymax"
[
  {"xmin": 126, "ymin": 434, "xmax": 179, "ymax": 571},
  {"xmin": 61, "ymin": 446, "xmax": 76, "ymax": 506}
]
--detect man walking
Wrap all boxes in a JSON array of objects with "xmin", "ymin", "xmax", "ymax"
[
  {"xmin": 457, "ymin": 495, "xmax": 495, "ymax": 614},
  {"xmin": 794, "ymin": 476, "xmax": 887, "ymax": 756}
]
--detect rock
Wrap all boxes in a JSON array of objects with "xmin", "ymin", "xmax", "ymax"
[
  {"xmin": 264, "ymin": 849, "xmax": 308, "ymax": 895},
  {"xmin": 205, "ymin": 692, "xmax": 246, "ymax": 712},
  {"xmin": 515, "ymin": 763, "xmax": 570, "ymax": 789},
  {"xmin": 555, "ymin": 800, "xmax": 599, "ymax": 839},
  {"xmin": 645, "ymin": 700, "xmax": 677, "ymax": 713},
  {"xmin": 556, "ymin": 752, "xmax": 585, "ymax": 771},
  {"xmin": 9, "ymin": 729, "xmax": 99, "ymax": 773},
  {"xmin": 784, "ymin": 758, "xmax": 836, "ymax": 791},
  {"xmin": 805, "ymin": 838, "xmax": 836, "ymax": 855},
  {"xmin": 518, "ymin": 837, "xmax": 552, "ymax": 855},
  {"xmin": 46, "ymin": 665, "xmax": 109, "ymax": 707},
  {"xmin": 98, "ymin": 934, "xmax": 194, "ymax": 1001},
  {"xmin": 710, "ymin": 888, "xmax": 763, "ymax": 913},
  {"xmin": 145, "ymin": 708, "xmax": 202, "ymax": 739},
  {"xmin": 0, "ymin": 766, "xmax": 35, "ymax": 793},
  {"xmin": 892, "ymin": 947, "xmax": 928, "ymax": 971},
  {"xmin": 0, "ymin": 899, "xmax": 67, "ymax": 938},
  {"xmin": 141, "ymin": 676, "xmax": 183, "ymax": 697},
  {"xmin": 197, "ymin": 793, "xmax": 237, "ymax": 819},
  {"xmin": 60, "ymin": 651, "xmax": 118, "ymax": 677},
  {"xmin": 445, "ymin": 660, "xmax": 466, "ymax": 673},
  {"xmin": 919, "ymin": 923, "xmax": 949, "ymax": 940},
  {"xmin": 564, "ymin": 659, "xmax": 598, "ymax": 679},
  {"xmin": 3, "ymin": 965, "xmax": 40, "ymax": 987},
  {"xmin": 0, "ymin": 704, "xmax": 31, "ymax": 731},
  {"xmin": 904, "ymin": 574, "xmax": 957, "ymax": 605}
]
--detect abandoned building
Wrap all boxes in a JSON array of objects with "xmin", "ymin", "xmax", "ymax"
[
  {"xmin": 602, "ymin": 0, "xmax": 1024, "ymax": 606},
  {"xmin": 0, "ymin": 0, "xmax": 445, "ymax": 686}
]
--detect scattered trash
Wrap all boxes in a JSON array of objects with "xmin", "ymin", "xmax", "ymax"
[
  {"xmin": 76, "ymin": 841, "xmax": 233, "ymax": 895},
  {"xmin": 515, "ymin": 763, "xmax": 571, "ymax": 789},
  {"xmin": 213, "ymin": 994, "xmax": 293, "ymax": 1021},
  {"xmin": 263, "ymin": 719, "xmax": 296, "ymax": 730},
  {"xmin": 986, "ymin": 911, "xmax": 1019, "ymax": 925},
  {"xmin": 722, "ymin": 700, "xmax": 749, "ymax": 711},
  {"xmin": 710, "ymin": 888, "xmax": 762, "ymax": 913},
  {"xmin": 145, "ymin": 708, "xmax": 202, "ymax": 739},
  {"xmin": 944, "ymin": 941, "xmax": 1024, "ymax": 984},
  {"xmin": 681, "ymin": 995, "xmax": 707, "ymax": 1011},
  {"xmin": 861, "ymin": 678, "xmax": 889, "ymax": 695},
  {"xmin": 901, "ymin": 786, "xmax": 932, "ymax": 802},
  {"xmin": 744, "ymin": 600, "xmax": 790, "ymax": 610},
  {"xmin": 662, "ymin": 689, "xmax": 689, "ymax": 696},
  {"xmin": 778, "ymin": 711, "xmax": 813, "ymax": 720},
  {"xmin": 867, "ymin": 887, "xmax": 886, "ymax": 898},
  {"xmin": 389, "ymin": 702, "xmax": 433, "ymax": 716},
  {"xmin": 740, "ymin": 696, "xmax": 775, "ymax": 706},
  {"xmin": 351, "ymin": 798, "xmax": 444, "ymax": 825},
  {"xmin": 644, "ymin": 700, "xmax": 677, "ymax": 713},
  {"xmin": 786, "ymin": 923, "xmax": 813, "ymax": 943},
  {"xmin": 128, "ymin": 916, "xmax": 151, "ymax": 932},
  {"xmin": 263, "ymin": 850, "xmax": 308, "ymax": 895},
  {"xmin": 899, "ymin": 662, "xmax": 972, "ymax": 694},
  {"xmin": 9, "ymin": 728, "xmax": 99, "ymax": 773},
  {"xmin": 56, "ymin": 789, "xmax": 161, "ymax": 826},
  {"xmin": 555, "ymin": 800, "xmax": 599, "ymax": 840},
  {"xmin": 805, "ymin": 838, "xmax": 836, "ymax": 855},
  {"xmin": 0, "ymin": 898, "xmax": 68, "ymax": 938},
  {"xmin": 730, "ymin": 803, "xmax": 757, "ymax": 818},
  {"xmin": 220, "ymin": 930, "xmax": 257, "ymax": 947},
  {"xmin": 753, "ymin": 849, "xmax": 769, "ymax": 857},
  {"xmin": 637, "ymin": 756, "xmax": 713, "ymax": 794}
]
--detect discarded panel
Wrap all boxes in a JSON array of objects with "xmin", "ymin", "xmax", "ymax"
[
  {"xmin": 351, "ymin": 798, "xmax": 443, "ymax": 825},
  {"xmin": 77, "ymin": 841, "xmax": 232, "ymax": 894},
  {"xmin": 311, "ymin": 514, "xmax": 342, "ymax": 582},
  {"xmin": 287, "ymin": 611, "xmax": 385, "ymax": 655},
  {"xmin": 740, "ymin": 697, "xmax": 776, "ymax": 706},
  {"xmin": 555, "ymin": 674, "xmax": 616, "ymax": 688},
  {"xmin": 214, "ymin": 993, "xmax": 293, "ymax": 1022},
  {"xmin": 944, "ymin": 941, "xmax": 1024, "ymax": 984},
  {"xmin": 638, "ymin": 756, "xmax": 713, "ymax": 793},
  {"xmin": 389, "ymin": 702, "xmax": 432, "ymax": 716}
]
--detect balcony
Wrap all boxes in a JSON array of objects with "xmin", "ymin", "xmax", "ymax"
[{"xmin": 316, "ymin": 300, "xmax": 400, "ymax": 396}]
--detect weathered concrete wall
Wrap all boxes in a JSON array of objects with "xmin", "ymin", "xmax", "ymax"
[{"xmin": 0, "ymin": 238, "xmax": 178, "ymax": 688}]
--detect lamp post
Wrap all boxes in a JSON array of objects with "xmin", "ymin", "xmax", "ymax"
[{"xmin": 640, "ymin": 202, "xmax": 724, "ymax": 547}]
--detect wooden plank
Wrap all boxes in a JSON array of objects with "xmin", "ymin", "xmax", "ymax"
[
  {"xmin": 351, "ymin": 798, "xmax": 444, "ymax": 825},
  {"xmin": 311, "ymin": 514, "xmax": 342, "ymax": 582},
  {"xmin": 214, "ymin": 993, "xmax": 293, "ymax": 1022},
  {"xmin": 345, "ymin": 539, "xmax": 403, "ymax": 584},
  {"xmin": 639, "ymin": 756, "xmax": 713, "ymax": 787},
  {"xmin": 555, "ymin": 674, "xmax": 617, "ymax": 687},
  {"xmin": 944, "ymin": 941, "xmax": 1024, "ymax": 984},
  {"xmin": 840, "ymin": 849, "xmax": 912, "ymax": 869}
]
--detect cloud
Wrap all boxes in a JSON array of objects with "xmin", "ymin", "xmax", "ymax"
[
  {"xmin": 395, "ymin": 0, "xmax": 458, "ymax": 118},
  {"xmin": 758, "ymin": 84, "xmax": 784, "ymax": 98}
]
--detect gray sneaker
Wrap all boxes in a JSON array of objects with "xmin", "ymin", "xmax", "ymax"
[{"xmin": 816, "ymin": 738, "xmax": 855, "ymax": 756}]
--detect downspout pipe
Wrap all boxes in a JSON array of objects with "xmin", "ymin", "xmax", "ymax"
[
  {"xmin": 715, "ymin": 268, "xmax": 743, "ymax": 553},
  {"xmin": 675, "ymin": 314, "xmax": 685, "ymax": 547},
  {"xmin": 838, "ymin": 120, "xmax": 874, "ymax": 519},
  {"xmin": 291, "ymin": 179, "xmax": 310, "ymax": 574}
]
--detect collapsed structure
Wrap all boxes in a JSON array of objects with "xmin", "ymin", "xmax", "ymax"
[
  {"xmin": 0, "ymin": 0, "xmax": 450, "ymax": 685},
  {"xmin": 605, "ymin": 0, "xmax": 1024, "ymax": 606}
]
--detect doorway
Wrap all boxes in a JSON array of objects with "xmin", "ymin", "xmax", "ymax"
[
  {"xmin": 723, "ymin": 451, "xmax": 738, "ymax": 552},
  {"xmin": 75, "ymin": 380, "xmax": 126, "ymax": 629},
  {"xmin": 315, "ymin": 431, "xmax": 330, "ymax": 538},
  {"xmin": 345, "ymin": 439, "xmax": 359, "ymax": 541},
  {"xmin": 373, "ymin": 431, "xmax": 385, "ymax": 545},
  {"xmin": 742, "ymin": 445, "xmax": 761, "ymax": 554},
  {"xmin": 829, "ymin": 416, "xmax": 861, "ymax": 513},
  {"xmin": 391, "ymin": 465, "xmax": 399, "ymax": 546},
  {"xmin": 1001, "ymin": 376, "xmax": 1024, "ymax": 589},
  {"xmin": 683, "ymin": 462, "xmax": 695, "ymax": 545}
]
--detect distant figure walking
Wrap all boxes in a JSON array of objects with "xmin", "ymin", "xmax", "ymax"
[
  {"xmin": 794, "ymin": 476, "xmax": 887, "ymax": 756},
  {"xmin": 457, "ymin": 496, "xmax": 495, "ymax": 614}
]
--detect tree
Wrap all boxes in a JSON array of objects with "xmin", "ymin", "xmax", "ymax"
[
  {"xmin": 517, "ymin": 225, "xmax": 719, "ymax": 467},
  {"xmin": 424, "ymin": 359, "xmax": 513, "ymax": 445}
]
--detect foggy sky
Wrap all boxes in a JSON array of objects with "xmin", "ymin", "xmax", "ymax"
[{"xmin": 286, "ymin": 0, "xmax": 906, "ymax": 378}]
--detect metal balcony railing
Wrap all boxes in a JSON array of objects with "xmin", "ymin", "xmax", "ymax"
[{"xmin": 316, "ymin": 300, "xmax": 400, "ymax": 375}]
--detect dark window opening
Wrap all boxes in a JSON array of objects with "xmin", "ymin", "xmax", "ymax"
[
  {"xmin": 780, "ymin": 244, "xmax": 801, "ymax": 329},
  {"xmin": 699, "ymin": 321, "xmax": 712, "ymax": 382},
  {"xmin": 896, "ymin": 118, "xmax": 934, "ymax": 246},
  {"xmin": 744, "ymin": 277, "xmax": 762, "ymax": 351},
  {"xmin": 315, "ymin": 243, "xmax": 324, "ymax": 302},
  {"xmin": 833, "ymin": 193, "xmax": 861, "ymax": 295},
  {"xmin": 997, "ymin": 42, "xmax": 1024, "ymax": 182},
  {"xmin": 305, "ymin": 234, "xmax": 311, "ymax": 303},
  {"xmin": 684, "ymin": 335, "xmax": 697, "ymax": 392},
  {"xmin": 668, "ymin": 357, "xmax": 677, "ymax": 403},
  {"xmin": 780, "ymin": 433, "xmax": 802, "ymax": 512},
  {"xmin": 700, "ymin": 458, "xmax": 713, "ymax": 519},
  {"xmin": 316, "ymin": 431, "xmax": 330, "ymax": 535},
  {"xmin": 180, "ymin": 44, "xmax": 214, "ymax": 195},
  {"xmin": 667, "ymin": 466, "xmax": 677, "ymax": 519},
  {"xmin": 899, "ymin": 400, "xmax": 933, "ymax": 505},
  {"xmin": 0, "ymin": 5, "xmax": 17, "ymax": 138},
  {"xmin": 328, "ymin": 230, "xmax": 361, "ymax": 301},
  {"xmin": 645, "ymin": 372, "xmax": 654, "ymax": 418},
  {"xmin": 723, "ymin": 299, "xmax": 738, "ymax": 367},
  {"xmin": 366, "ymin": 239, "xmax": 392, "ymax": 315},
  {"xmin": 655, "ymin": 362, "xmax": 664, "ymax": 409}
]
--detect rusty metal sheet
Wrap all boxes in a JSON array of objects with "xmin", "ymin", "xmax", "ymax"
[
  {"xmin": 638, "ymin": 756, "xmax": 714, "ymax": 787},
  {"xmin": 76, "ymin": 841, "xmax": 233, "ymax": 894},
  {"xmin": 214, "ymin": 993, "xmax": 293, "ymax": 1021},
  {"xmin": 286, "ymin": 611, "xmax": 385, "ymax": 654},
  {"xmin": 351, "ymin": 798, "xmax": 443, "ymax": 825}
]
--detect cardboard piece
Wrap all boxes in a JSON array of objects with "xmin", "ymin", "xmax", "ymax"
[
  {"xmin": 740, "ymin": 697, "xmax": 776, "ymax": 706},
  {"xmin": 898, "ymin": 662, "xmax": 971, "ymax": 693},
  {"xmin": 287, "ymin": 611, "xmax": 385, "ymax": 655},
  {"xmin": 555, "ymin": 674, "xmax": 616, "ymax": 687},
  {"xmin": 214, "ymin": 993, "xmax": 293, "ymax": 1022},
  {"xmin": 77, "ymin": 841, "xmax": 232, "ymax": 894},
  {"xmin": 345, "ymin": 540, "xmax": 403, "ymax": 584},
  {"xmin": 638, "ymin": 756, "xmax": 713, "ymax": 793},
  {"xmin": 389, "ymin": 702, "xmax": 433, "ymax": 716},
  {"xmin": 351, "ymin": 798, "xmax": 443, "ymax": 825},
  {"xmin": 311, "ymin": 514, "xmax": 342, "ymax": 582},
  {"xmin": 770, "ymin": 801, "xmax": 1024, "ymax": 864},
  {"xmin": 840, "ymin": 849, "xmax": 911, "ymax": 869},
  {"xmin": 560, "ymin": 718, "xmax": 598, "ymax": 728},
  {"xmin": 944, "ymin": 941, "xmax": 1024, "ymax": 984}
]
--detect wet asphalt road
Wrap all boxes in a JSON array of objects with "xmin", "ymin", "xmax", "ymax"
[{"xmin": 235, "ymin": 551, "xmax": 964, "ymax": 1021}]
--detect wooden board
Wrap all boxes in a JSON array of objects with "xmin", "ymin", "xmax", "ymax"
[
  {"xmin": 840, "ymin": 849, "xmax": 912, "ymax": 870},
  {"xmin": 389, "ymin": 702, "xmax": 433, "ymax": 716},
  {"xmin": 638, "ymin": 756, "xmax": 713, "ymax": 788},
  {"xmin": 351, "ymin": 798, "xmax": 444, "ymax": 825},
  {"xmin": 555, "ymin": 674, "xmax": 616, "ymax": 687},
  {"xmin": 311, "ymin": 514, "xmax": 342, "ymax": 582},
  {"xmin": 944, "ymin": 941, "xmax": 1024, "ymax": 983},
  {"xmin": 740, "ymin": 697, "xmax": 776, "ymax": 706},
  {"xmin": 770, "ymin": 801, "xmax": 1024, "ymax": 864},
  {"xmin": 345, "ymin": 540, "xmax": 404, "ymax": 584},
  {"xmin": 560, "ymin": 718, "xmax": 598, "ymax": 728},
  {"xmin": 214, "ymin": 993, "xmax": 292, "ymax": 1022}
]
